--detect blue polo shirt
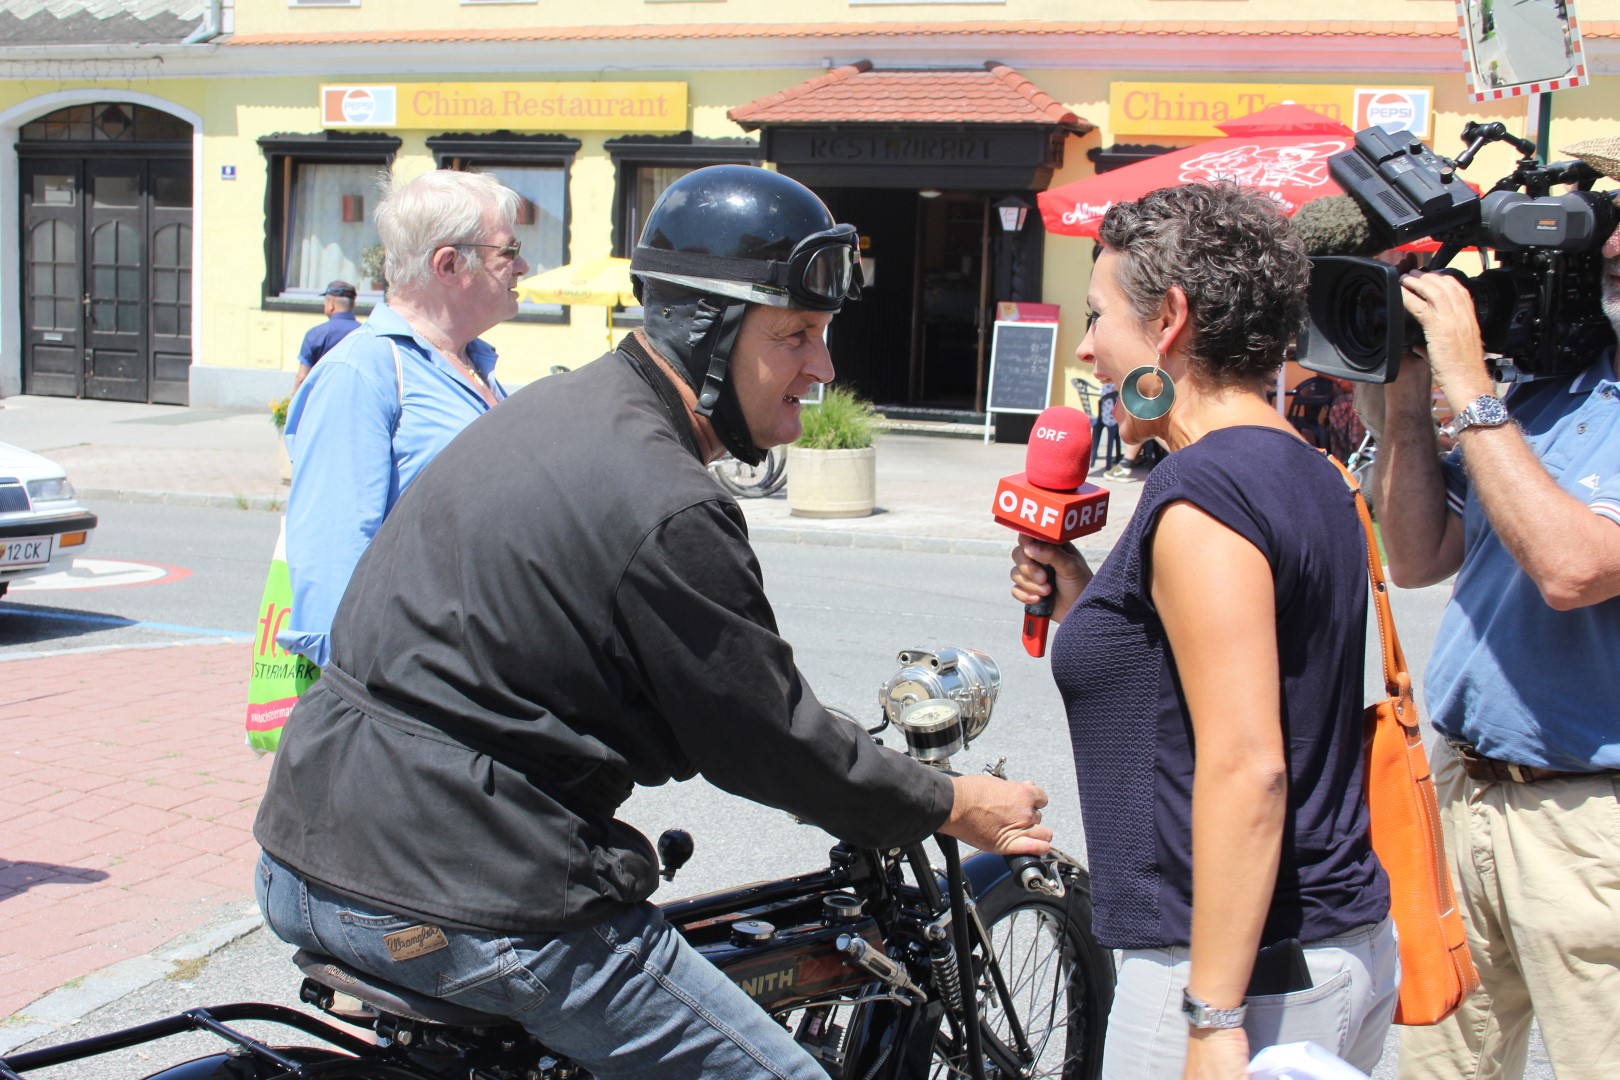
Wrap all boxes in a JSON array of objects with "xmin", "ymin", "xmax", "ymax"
[
  {"xmin": 278, "ymin": 302, "xmax": 505, "ymax": 668},
  {"xmin": 1425, "ymin": 348, "xmax": 1620, "ymax": 771},
  {"xmin": 297, "ymin": 311, "xmax": 361, "ymax": 368}
]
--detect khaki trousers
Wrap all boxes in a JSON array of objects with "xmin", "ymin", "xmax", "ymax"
[{"xmin": 1397, "ymin": 739, "xmax": 1620, "ymax": 1080}]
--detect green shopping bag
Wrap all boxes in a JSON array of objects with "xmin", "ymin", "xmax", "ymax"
[{"xmin": 245, "ymin": 518, "xmax": 320, "ymax": 753}]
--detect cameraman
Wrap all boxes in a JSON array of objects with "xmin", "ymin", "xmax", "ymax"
[{"xmin": 1365, "ymin": 137, "xmax": 1620, "ymax": 1080}]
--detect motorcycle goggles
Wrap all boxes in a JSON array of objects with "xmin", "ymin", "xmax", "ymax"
[{"xmin": 631, "ymin": 225, "xmax": 864, "ymax": 312}]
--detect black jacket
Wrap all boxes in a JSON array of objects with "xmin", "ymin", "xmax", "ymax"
[{"xmin": 254, "ymin": 339, "xmax": 953, "ymax": 932}]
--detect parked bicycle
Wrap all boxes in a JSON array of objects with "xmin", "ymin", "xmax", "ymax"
[
  {"xmin": 1, "ymin": 646, "xmax": 1113, "ymax": 1080},
  {"xmin": 709, "ymin": 447, "xmax": 788, "ymax": 498}
]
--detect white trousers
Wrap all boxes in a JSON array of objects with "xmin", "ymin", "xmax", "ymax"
[{"xmin": 1102, "ymin": 916, "xmax": 1399, "ymax": 1079}]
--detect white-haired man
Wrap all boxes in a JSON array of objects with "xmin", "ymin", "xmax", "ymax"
[{"xmin": 280, "ymin": 169, "xmax": 529, "ymax": 667}]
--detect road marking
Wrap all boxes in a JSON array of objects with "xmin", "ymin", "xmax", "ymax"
[{"xmin": 7, "ymin": 558, "xmax": 190, "ymax": 592}]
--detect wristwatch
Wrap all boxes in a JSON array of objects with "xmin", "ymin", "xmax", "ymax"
[
  {"xmin": 1439, "ymin": 394, "xmax": 1510, "ymax": 439},
  {"xmin": 1181, "ymin": 989, "xmax": 1247, "ymax": 1030}
]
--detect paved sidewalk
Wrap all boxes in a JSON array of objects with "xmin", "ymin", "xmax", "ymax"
[
  {"xmin": 0, "ymin": 392, "xmax": 1144, "ymax": 1037},
  {"xmin": 0, "ymin": 642, "xmax": 269, "ymax": 1031}
]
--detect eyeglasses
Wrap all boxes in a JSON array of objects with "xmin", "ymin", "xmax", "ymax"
[{"xmin": 452, "ymin": 240, "xmax": 522, "ymax": 261}]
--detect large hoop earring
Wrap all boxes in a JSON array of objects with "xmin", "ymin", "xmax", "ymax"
[{"xmin": 1120, "ymin": 363, "xmax": 1176, "ymax": 422}]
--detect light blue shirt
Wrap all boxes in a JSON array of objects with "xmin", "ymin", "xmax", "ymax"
[
  {"xmin": 277, "ymin": 301, "xmax": 506, "ymax": 667},
  {"xmin": 1425, "ymin": 348, "xmax": 1620, "ymax": 771}
]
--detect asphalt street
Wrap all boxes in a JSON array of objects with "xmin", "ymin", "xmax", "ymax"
[{"xmin": 6, "ymin": 515, "xmax": 1551, "ymax": 1079}]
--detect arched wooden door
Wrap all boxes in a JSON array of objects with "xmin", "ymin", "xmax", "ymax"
[{"xmin": 19, "ymin": 104, "xmax": 192, "ymax": 404}]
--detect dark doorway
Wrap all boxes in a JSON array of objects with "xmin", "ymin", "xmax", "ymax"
[
  {"xmin": 820, "ymin": 187, "xmax": 916, "ymax": 405},
  {"xmin": 19, "ymin": 103, "xmax": 192, "ymax": 404},
  {"xmin": 915, "ymin": 194, "xmax": 988, "ymax": 410},
  {"xmin": 822, "ymin": 188, "xmax": 991, "ymax": 414}
]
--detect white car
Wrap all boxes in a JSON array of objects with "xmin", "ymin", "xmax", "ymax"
[{"xmin": 0, "ymin": 441, "xmax": 97, "ymax": 598}]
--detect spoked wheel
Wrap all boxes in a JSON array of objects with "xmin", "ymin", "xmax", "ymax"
[
  {"xmin": 930, "ymin": 874, "xmax": 1113, "ymax": 1080},
  {"xmin": 709, "ymin": 449, "xmax": 786, "ymax": 498}
]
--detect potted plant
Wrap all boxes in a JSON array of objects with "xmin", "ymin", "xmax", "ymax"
[
  {"xmin": 786, "ymin": 385, "xmax": 881, "ymax": 518},
  {"xmin": 361, "ymin": 244, "xmax": 387, "ymax": 293},
  {"xmin": 270, "ymin": 396, "xmax": 292, "ymax": 483}
]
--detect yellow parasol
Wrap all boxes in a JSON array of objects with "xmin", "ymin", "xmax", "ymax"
[{"xmin": 515, "ymin": 255, "xmax": 636, "ymax": 349}]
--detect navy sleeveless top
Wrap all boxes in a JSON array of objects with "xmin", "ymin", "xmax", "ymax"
[{"xmin": 1051, "ymin": 426, "xmax": 1389, "ymax": 949}]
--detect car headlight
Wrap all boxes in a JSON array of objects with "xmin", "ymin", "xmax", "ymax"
[{"xmin": 26, "ymin": 477, "xmax": 75, "ymax": 502}]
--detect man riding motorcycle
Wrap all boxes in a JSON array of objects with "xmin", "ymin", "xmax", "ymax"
[{"xmin": 253, "ymin": 165, "xmax": 1052, "ymax": 1079}]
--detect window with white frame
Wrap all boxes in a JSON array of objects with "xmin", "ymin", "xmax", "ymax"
[
  {"xmin": 429, "ymin": 134, "xmax": 579, "ymax": 322},
  {"xmin": 258, "ymin": 132, "xmax": 399, "ymax": 305}
]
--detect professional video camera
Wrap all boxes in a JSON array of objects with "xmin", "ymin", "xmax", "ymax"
[{"xmin": 1298, "ymin": 121, "xmax": 1617, "ymax": 383}]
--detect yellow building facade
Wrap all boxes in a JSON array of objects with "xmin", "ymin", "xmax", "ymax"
[{"xmin": 2, "ymin": 0, "xmax": 1616, "ymax": 413}]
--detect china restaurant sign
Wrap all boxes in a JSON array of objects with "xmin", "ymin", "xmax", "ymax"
[
  {"xmin": 1110, "ymin": 82, "xmax": 1435, "ymax": 139},
  {"xmin": 321, "ymin": 82, "xmax": 688, "ymax": 132}
]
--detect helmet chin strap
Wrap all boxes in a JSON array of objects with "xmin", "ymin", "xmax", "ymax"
[
  {"xmin": 640, "ymin": 287, "xmax": 767, "ymax": 467},
  {"xmin": 693, "ymin": 300, "xmax": 767, "ymax": 467}
]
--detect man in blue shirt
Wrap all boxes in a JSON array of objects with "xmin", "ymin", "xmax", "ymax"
[
  {"xmin": 291, "ymin": 280, "xmax": 363, "ymax": 391},
  {"xmin": 1369, "ymin": 136, "xmax": 1620, "ymax": 1079},
  {"xmin": 278, "ymin": 172, "xmax": 524, "ymax": 667}
]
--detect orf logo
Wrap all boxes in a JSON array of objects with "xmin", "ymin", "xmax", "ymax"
[{"xmin": 1355, "ymin": 88, "xmax": 1432, "ymax": 138}]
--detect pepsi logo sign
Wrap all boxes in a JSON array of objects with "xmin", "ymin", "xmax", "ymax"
[
  {"xmin": 1354, "ymin": 88, "xmax": 1432, "ymax": 138},
  {"xmin": 342, "ymin": 88, "xmax": 376, "ymax": 123}
]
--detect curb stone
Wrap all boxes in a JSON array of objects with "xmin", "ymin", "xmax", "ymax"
[
  {"xmin": 0, "ymin": 904, "xmax": 264, "ymax": 1056},
  {"xmin": 78, "ymin": 488, "xmax": 285, "ymax": 512}
]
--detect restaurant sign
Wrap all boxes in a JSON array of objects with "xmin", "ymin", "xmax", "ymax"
[
  {"xmin": 321, "ymin": 82, "xmax": 688, "ymax": 133},
  {"xmin": 1111, "ymin": 82, "xmax": 1434, "ymax": 139}
]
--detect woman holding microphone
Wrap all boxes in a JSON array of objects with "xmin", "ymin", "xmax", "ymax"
[{"xmin": 1012, "ymin": 182, "xmax": 1397, "ymax": 1079}]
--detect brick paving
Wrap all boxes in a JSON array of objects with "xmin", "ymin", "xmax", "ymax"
[{"xmin": 0, "ymin": 642, "xmax": 269, "ymax": 1020}]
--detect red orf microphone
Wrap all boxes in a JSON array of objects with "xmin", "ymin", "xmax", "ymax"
[{"xmin": 991, "ymin": 406, "xmax": 1111, "ymax": 658}]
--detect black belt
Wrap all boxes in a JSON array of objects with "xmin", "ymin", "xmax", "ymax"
[{"xmin": 1448, "ymin": 741, "xmax": 1605, "ymax": 784}]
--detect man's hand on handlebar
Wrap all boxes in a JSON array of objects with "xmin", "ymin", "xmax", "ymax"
[{"xmin": 941, "ymin": 775, "xmax": 1052, "ymax": 856}]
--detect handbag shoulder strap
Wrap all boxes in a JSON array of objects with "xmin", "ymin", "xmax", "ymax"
[
  {"xmin": 1324, "ymin": 454, "xmax": 1412, "ymax": 705},
  {"xmin": 387, "ymin": 339, "xmax": 405, "ymax": 435}
]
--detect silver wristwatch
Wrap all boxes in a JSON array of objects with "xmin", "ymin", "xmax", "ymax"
[
  {"xmin": 1440, "ymin": 394, "xmax": 1510, "ymax": 439},
  {"xmin": 1181, "ymin": 989, "xmax": 1248, "ymax": 1030}
]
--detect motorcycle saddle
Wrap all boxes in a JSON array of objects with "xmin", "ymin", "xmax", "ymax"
[{"xmin": 293, "ymin": 948, "xmax": 516, "ymax": 1030}]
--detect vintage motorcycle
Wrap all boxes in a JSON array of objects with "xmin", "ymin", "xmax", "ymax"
[{"xmin": 1, "ymin": 647, "xmax": 1113, "ymax": 1080}]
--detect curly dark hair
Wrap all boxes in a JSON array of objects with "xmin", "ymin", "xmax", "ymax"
[{"xmin": 1097, "ymin": 182, "xmax": 1310, "ymax": 387}]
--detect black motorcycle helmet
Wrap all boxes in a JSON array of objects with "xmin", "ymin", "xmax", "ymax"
[{"xmin": 630, "ymin": 165, "xmax": 862, "ymax": 465}]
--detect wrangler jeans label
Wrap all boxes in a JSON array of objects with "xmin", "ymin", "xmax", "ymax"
[{"xmin": 384, "ymin": 924, "xmax": 449, "ymax": 961}]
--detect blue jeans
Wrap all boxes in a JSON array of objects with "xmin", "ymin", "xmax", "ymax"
[{"xmin": 256, "ymin": 851, "xmax": 829, "ymax": 1079}]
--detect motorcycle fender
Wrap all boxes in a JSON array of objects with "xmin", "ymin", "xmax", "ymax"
[
  {"xmin": 957, "ymin": 849, "xmax": 1085, "ymax": 902},
  {"xmin": 959, "ymin": 850, "xmax": 1014, "ymax": 899},
  {"xmin": 140, "ymin": 1053, "xmax": 260, "ymax": 1079},
  {"xmin": 142, "ymin": 1050, "xmax": 343, "ymax": 1079}
]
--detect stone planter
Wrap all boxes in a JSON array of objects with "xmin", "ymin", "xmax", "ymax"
[
  {"xmin": 276, "ymin": 430, "xmax": 292, "ymax": 484},
  {"xmin": 786, "ymin": 445, "xmax": 876, "ymax": 519}
]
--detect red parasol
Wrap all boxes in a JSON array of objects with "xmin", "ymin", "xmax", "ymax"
[
  {"xmin": 1212, "ymin": 103, "xmax": 1356, "ymax": 137},
  {"xmin": 1038, "ymin": 104, "xmax": 1358, "ymax": 238}
]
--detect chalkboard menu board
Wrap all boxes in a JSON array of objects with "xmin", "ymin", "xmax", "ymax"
[{"xmin": 985, "ymin": 321, "xmax": 1058, "ymax": 438}]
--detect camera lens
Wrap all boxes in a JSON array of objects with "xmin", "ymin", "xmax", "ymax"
[{"xmin": 1328, "ymin": 272, "xmax": 1392, "ymax": 374}]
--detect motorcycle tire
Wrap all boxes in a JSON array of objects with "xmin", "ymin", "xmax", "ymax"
[
  {"xmin": 709, "ymin": 449, "xmax": 786, "ymax": 499},
  {"xmin": 927, "ymin": 871, "xmax": 1113, "ymax": 1080}
]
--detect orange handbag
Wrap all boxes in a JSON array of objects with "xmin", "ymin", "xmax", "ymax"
[{"xmin": 1332, "ymin": 457, "xmax": 1480, "ymax": 1026}]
